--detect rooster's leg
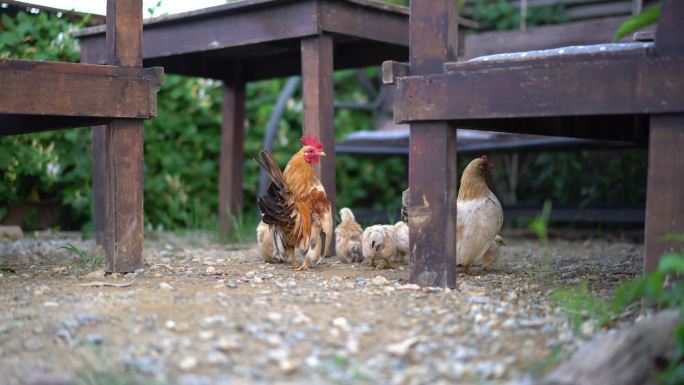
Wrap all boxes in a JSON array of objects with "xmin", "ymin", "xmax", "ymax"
[{"xmin": 287, "ymin": 249, "xmax": 298, "ymax": 269}]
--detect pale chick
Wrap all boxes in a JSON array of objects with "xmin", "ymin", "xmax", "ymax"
[
  {"xmin": 335, "ymin": 208, "xmax": 364, "ymax": 263},
  {"xmin": 362, "ymin": 224, "xmax": 398, "ymax": 269},
  {"xmin": 456, "ymin": 155, "xmax": 504, "ymax": 268},
  {"xmin": 393, "ymin": 221, "xmax": 409, "ymax": 264},
  {"xmin": 257, "ymin": 221, "xmax": 284, "ymax": 263}
]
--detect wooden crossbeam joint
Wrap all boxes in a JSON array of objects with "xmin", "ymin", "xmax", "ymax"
[{"xmin": 382, "ymin": 60, "xmax": 409, "ymax": 85}]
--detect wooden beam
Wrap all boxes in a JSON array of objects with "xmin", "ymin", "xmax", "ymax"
[
  {"xmin": 407, "ymin": 0, "xmax": 458, "ymax": 288},
  {"xmin": 104, "ymin": 0, "xmax": 144, "ymax": 272},
  {"xmin": 394, "ymin": 55, "xmax": 684, "ymax": 123},
  {"xmin": 0, "ymin": 59, "xmax": 160, "ymax": 120},
  {"xmin": 319, "ymin": 0, "xmax": 408, "ymax": 47},
  {"xmin": 0, "ymin": 115, "xmax": 108, "ymax": 136},
  {"xmin": 76, "ymin": 1, "xmax": 320, "ymax": 66},
  {"xmin": 381, "ymin": 60, "xmax": 408, "ymax": 85},
  {"xmin": 219, "ymin": 76, "xmax": 246, "ymax": 237},
  {"xmin": 301, "ymin": 33, "xmax": 336, "ymax": 255},
  {"xmin": 463, "ymin": 16, "xmax": 630, "ymax": 59},
  {"xmin": 644, "ymin": 0, "xmax": 684, "ymax": 273}
]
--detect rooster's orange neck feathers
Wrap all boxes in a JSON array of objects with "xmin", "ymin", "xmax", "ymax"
[{"xmin": 284, "ymin": 147, "xmax": 317, "ymax": 199}]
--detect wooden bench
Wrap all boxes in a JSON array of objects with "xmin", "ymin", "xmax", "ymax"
[
  {"xmin": 0, "ymin": 0, "xmax": 163, "ymax": 272},
  {"xmin": 386, "ymin": 0, "xmax": 683, "ymax": 287}
]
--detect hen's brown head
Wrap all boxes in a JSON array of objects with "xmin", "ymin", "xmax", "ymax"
[{"xmin": 301, "ymin": 135, "xmax": 326, "ymax": 164}]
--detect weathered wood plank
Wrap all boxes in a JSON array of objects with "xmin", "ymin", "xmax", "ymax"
[
  {"xmin": 394, "ymin": 55, "xmax": 684, "ymax": 123},
  {"xmin": 0, "ymin": 115, "xmax": 108, "ymax": 136},
  {"xmin": 219, "ymin": 76, "xmax": 246, "ymax": 237},
  {"xmin": 463, "ymin": 16, "xmax": 630, "ymax": 59},
  {"xmin": 644, "ymin": 114, "xmax": 684, "ymax": 273},
  {"xmin": 301, "ymin": 34, "xmax": 336, "ymax": 255},
  {"xmin": 407, "ymin": 0, "xmax": 459, "ymax": 288},
  {"xmin": 104, "ymin": 0, "xmax": 145, "ymax": 273},
  {"xmin": 319, "ymin": 0, "xmax": 408, "ymax": 46},
  {"xmin": 78, "ymin": 1, "xmax": 320, "ymax": 65},
  {"xmin": 0, "ymin": 60, "xmax": 159, "ymax": 119}
]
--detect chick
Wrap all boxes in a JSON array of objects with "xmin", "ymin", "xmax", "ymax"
[
  {"xmin": 479, "ymin": 234, "xmax": 506, "ymax": 267},
  {"xmin": 393, "ymin": 221, "xmax": 409, "ymax": 264},
  {"xmin": 362, "ymin": 225, "xmax": 398, "ymax": 269},
  {"xmin": 257, "ymin": 221, "xmax": 285, "ymax": 263},
  {"xmin": 335, "ymin": 208, "xmax": 364, "ymax": 263}
]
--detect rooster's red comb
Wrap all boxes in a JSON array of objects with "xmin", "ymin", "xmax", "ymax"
[{"xmin": 300, "ymin": 135, "xmax": 324, "ymax": 150}]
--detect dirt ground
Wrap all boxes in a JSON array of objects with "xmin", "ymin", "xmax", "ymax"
[{"xmin": 0, "ymin": 231, "xmax": 644, "ymax": 385}]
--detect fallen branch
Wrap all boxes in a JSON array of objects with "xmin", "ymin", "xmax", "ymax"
[{"xmin": 77, "ymin": 281, "xmax": 133, "ymax": 288}]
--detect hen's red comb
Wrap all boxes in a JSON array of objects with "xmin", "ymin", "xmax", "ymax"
[
  {"xmin": 301, "ymin": 135, "xmax": 324, "ymax": 150},
  {"xmin": 481, "ymin": 154, "xmax": 489, "ymax": 161}
]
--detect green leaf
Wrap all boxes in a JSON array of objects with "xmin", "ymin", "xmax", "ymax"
[
  {"xmin": 613, "ymin": 5, "xmax": 660, "ymax": 42},
  {"xmin": 658, "ymin": 253, "xmax": 684, "ymax": 275}
]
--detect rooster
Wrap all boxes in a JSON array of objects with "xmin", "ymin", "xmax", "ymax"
[
  {"xmin": 335, "ymin": 208, "xmax": 363, "ymax": 263},
  {"xmin": 456, "ymin": 155, "xmax": 504, "ymax": 268},
  {"xmin": 255, "ymin": 136, "xmax": 333, "ymax": 270}
]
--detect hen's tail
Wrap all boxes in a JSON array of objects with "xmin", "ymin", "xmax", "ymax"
[{"xmin": 255, "ymin": 149, "xmax": 292, "ymax": 226}]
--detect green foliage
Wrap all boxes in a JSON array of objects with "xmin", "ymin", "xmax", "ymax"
[
  {"xmin": 529, "ymin": 199, "xmax": 552, "ymax": 244},
  {"xmin": 0, "ymin": 10, "xmax": 83, "ymax": 60},
  {"xmin": 552, "ymin": 237, "xmax": 684, "ymax": 385},
  {"xmin": 614, "ymin": 4, "xmax": 660, "ymax": 42},
  {"xmin": 58, "ymin": 243, "xmax": 103, "ymax": 274},
  {"xmin": 467, "ymin": 0, "xmax": 566, "ymax": 31}
]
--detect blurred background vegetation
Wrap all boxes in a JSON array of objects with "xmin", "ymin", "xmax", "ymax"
[{"xmin": 0, "ymin": 0, "xmax": 646, "ymax": 236}]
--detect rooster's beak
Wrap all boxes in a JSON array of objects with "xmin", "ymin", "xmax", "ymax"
[{"xmin": 318, "ymin": 151, "xmax": 326, "ymax": 157}]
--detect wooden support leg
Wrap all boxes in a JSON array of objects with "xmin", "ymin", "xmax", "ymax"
[
  {"xmin": 301, "ymin": 34, "xmax": 336, "ymax": 254},
  {"xmin": 408, "ymin": 123, "xmax": 458, "ymax": 288},
  {"xmin": 104, "ymin": 120, "xmax": 144, "ymax": 272},
  {"xmin": 644, "ymin": 114, "xmax": 684, "ymax": 272},
  {"xmin": 104, "ymin": 0, "xmax": 144, "ymax": 272},
  {"xmin": 219, "ymin": 77, "xmax": 245, "ymax": 237},
  {"xmin": 92, "ymin": 125, "xmax": 107, "ymax": 246}
]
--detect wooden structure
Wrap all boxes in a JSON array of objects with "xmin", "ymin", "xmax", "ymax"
[
  {"xmin": 386, "ymin": 0, "xmax": 683, "ymax": 287},
  {"xmin": 0, "ymin": 0, "xmax": 162, "ymax": 272},
  {"xmin": 74, "ymin": 0, "xmax": 413, "ymax": 239}
]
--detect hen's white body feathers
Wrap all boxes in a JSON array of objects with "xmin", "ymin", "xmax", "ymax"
[{"xmin": 457, "ymin": 189, "xmax": 503, "ymax": 266}]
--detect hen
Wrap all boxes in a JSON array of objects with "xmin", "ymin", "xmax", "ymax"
[
  {"xmin": 335, "ymin": 208, "xmax": 363, "ymax": 263},
  {"xmin": 256, "ymin": 136, "xmax": 333, "ymax": 270},
  {"xmin": 257, "ymin": 220, "xmax": 284, "ymax": 263},
  {"xmin": 400, "ymin": 155, "xmax": 504, "ymax": 268},
  {"xmin": 362, "ymin": 225, "xmax": 397, "ymax": 269},
  {"xmin": 456, "ymin": 155, "xmax": 504, "ymax": 267}
]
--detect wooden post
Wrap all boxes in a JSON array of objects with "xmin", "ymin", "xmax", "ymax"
[
  {"xmin": 644, "ymin": 116, "xmax": 684, "ymax": 272},
  {"xmin": 80, "ymin": 44, "xmax": 106, "ymax": 247},
  {"xmin": 408, "ymin": 0, "xmax": 459, "ymax": 288},
  {"xmin": 301, "ymin": 33, "xmax": 336, "ymax": 254},
  {"xmin": 644, "ymin": 0, "xmax": 684, "ymax": 273},
  {"xmin": 104, "ymin": 0, "xmax": 144, "ymax": 272},
  {"xmin": 219, "ymin": 75, "xmax": 245, "ymax": 237}
]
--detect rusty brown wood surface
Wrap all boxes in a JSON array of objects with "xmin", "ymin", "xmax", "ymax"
[
  {"xmin": 394, "ymin": 55, "xmax": 684, "ymax": 123},
  {"xmin": 408, "ymin": 124, "xmax": 458, "ymax": 288},
  {"xmin": 75, "ymin": 0, "xmax": 409, "ymax": 81},
  {"xmin": 407, "ymin": 0, "xmax": 459, "ymax": 288},
  {"xmin": 92, "ymin": 125, "xmax": 107, "ymax": 247},
  {"xmin": 381, "ymin": 60, "xmax": 408, "ymax": 85},
  {"xmin": 301, "ymin": 34, "xmax": 336, "ymax": 255},
  {"xmin": 104, "ymin": 0, "xmax": 145, "ymax": 272},
  {"xmin": 0, "ymin": 60, "xmax": 159, "ymax": 121},
  {"xmin": 644, "ymin": 114, "xmax": 684, "ymax": 272},
  {"xmin": 219, "ymin": 77, "xmax": 246, "ymax": 237}
]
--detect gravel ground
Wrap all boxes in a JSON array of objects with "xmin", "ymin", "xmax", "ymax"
[{"xmin": 0, "ymin": 231, "xmax": 644, "ymax": 385}]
